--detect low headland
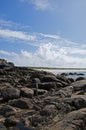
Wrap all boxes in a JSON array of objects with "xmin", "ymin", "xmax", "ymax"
[{"xmin": 0, "ymin": 59, "xmax": 86, "ymax": 130}]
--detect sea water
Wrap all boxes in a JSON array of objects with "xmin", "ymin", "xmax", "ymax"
[{"xmin": 39, "ymin": 69, "xmax": 86, "ymax": 79}]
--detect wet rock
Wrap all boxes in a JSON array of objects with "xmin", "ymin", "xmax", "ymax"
[
  {"xmin": 67, "ymin": 78, "xmax": 74, "ymax": 83},
  {"xmin": 76, "ymin": 77, "xmax": 85, "ymax": 81},
  {"xmin": 60, "ymin": 73, "xmax": 68, "ymax": 76},
  {"xmin": 69, "ymin": 72, "xmax": 74, "ymax": 75},
  {"xmin": 77, "ymin": 73, "xmax": 84, "ymax": 76}
]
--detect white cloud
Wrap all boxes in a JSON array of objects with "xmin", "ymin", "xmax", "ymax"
[
  {"xmin": 0, "ymin": 50, "xmax": 18, "ymax": 57},
  {"xmin": 40, "ymin": 33, "xmax": 60, "ymax": 40},
  {"xmin": 20, "ymin": 0, "xmax": 53, "ymax": 10},
  {"xmin": 0, "ymin": 19, "xmax": 86, "ymax": 68},
  {"xmin": 0, "ymin": 18, "xmax": 30, "ymax": 30},
  {"xmin": 0, "ymin": 29, "xmax": 36, "ymax": 41},
  {"xmin": 21, "ymin": 50, "xmax": 32, "ymax": 58},
  {"xmin": 0, "ymin": 42, "xmax": 86, "ymax": 68},
  {"xmin": 31, "ymin": 0, "xmax": 51, "ymax": 10},
  {"xmin": 0, "ymin": 19, "xmax": 12, "ymax": 28}
]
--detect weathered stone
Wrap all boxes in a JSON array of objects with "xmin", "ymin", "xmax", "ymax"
[
  {"xmin": 50, "ymin": 108, "xmax": 86, "ymax": 130},
  {"xmin": 0, "ymin": 123, "xmax": 7, "ymax": 130},
  {"xmin": 0, "ymin": 105, "xmax": 16, "ymax": 116},
  {"xmin": 40, "ymin": 104, "xmax": 57, "ymax": 116},
  {"xmin": 32, "ymin": 78, "xmax": 41, "ymax": 84},
  {"xmin": 1, "ymin": 87, "xmax": 20, "ymax": 101},
  {"xmin": 0, "ymin": 59, "xmax": 86, "ymax": 130},
  {"xmin": 57, "ymin": 75, "xmax": 71, "ymax": 84},
  {"xmin": 76, "ymin": 77, "xmax": 85, "ymax": 81},
  {"xmin": 4, "ymin": 116, "xmax": 20, "ymax": 127},
  {"xmin": 34, "ymin": 88, "xmax": 48, "ymax": 96},
  {"xmin": 10, "ymin": 98, "xmax": 33, "ymax": 109},
  {"xmin": 71, "ymin": 95, "xmax": 86, "ymax": 109},
  {"xmin": 38, "ymin": 82, "xmax": 57, "ymax": 91},
  {"xmin": 71, "ymin": 79, "xmax": 86, "ymax": 91},
  {"xmin": 41, "ymin": 75, "xmax": 58, "ymax": 82},
  {"xmin": 20, "ymin": 88, "xmax": 34, "ymax": 98}
]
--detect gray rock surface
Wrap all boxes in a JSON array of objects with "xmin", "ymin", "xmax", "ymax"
[{"xmin": 0, "ymin": 59, "xmax": 86, "ymax": 130}]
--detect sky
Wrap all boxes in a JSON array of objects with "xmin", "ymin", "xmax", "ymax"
[{"xmin": 0, "ymin": 0, "xmax": 86, "ymax": 68}]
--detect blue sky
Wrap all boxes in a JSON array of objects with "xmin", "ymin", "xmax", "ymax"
[{"xmin": 0, "ymin": 0, "xmax": 86, "ymax": 67}]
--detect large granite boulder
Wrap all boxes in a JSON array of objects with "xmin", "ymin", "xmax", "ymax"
[
  {"xmin": 71, "ymin": 79, "xmax": 86, "ymax": 91},
  {"xmin": 50, "ymin": 108, "xmax": 86, "ymax": 130},
  {"xmin": 1, "ymin": 87, "xmax": 20, "ymax": 101}
]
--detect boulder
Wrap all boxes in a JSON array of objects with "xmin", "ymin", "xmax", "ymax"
[
  {"xmin": 71, "ymin": 95, "xmax": 86, "ymax": 109},
  {"xmin": 33, "ymin": 88, "xmax": 48, "ymax": 96},
  {"xmin": 12, "ymin": 121, "xmax": 34, "ymax": 130},
  {"xmin": 71, "ymin": 79, "xmax": 86, "ymax": 91},
  {"xmin": 57, "ymin": 75, "xmax": 71, "ymax": 84},
  {"xmin": 4, "ymin": 116, "xmax": 20, "ymax": 127},
  {"xmin": 0, "ymin": 105, "xmax": 16, "ymax": 116},
  {"xmin": 1, "ymin": 87, "xmax": 20, "ymax": 101},
  {"xmin": 38, "ymin": 82, "xmax": 57, "ymax": 91},
  {"xmin": 76, "ymin": 77, "xmax": 85, "ymax": 81},
  {"xmin": 20, "ymin": 88, "xmax": 34, "ymax": 98},
  {"xmin": 32, "ymin": 78, "xmax": 41, "ymax": 84},
  {"xmin": 41, "ymin": 75, "xmax": 58, "ymax": 82},
  {"xmin": 0, "ymin": 59, "xmax": 14, "ymax": 69},
  {"xmin": 50, "ymin": 108, "xmax": 86, "ymax": 130},
  {"xmin": 10, "ymin": 98, "xmax": 33, "ymax": 109},
  {"xmin": 0, "ymin": 123, "xmax": 7, "ymax": 130},
  {"xmin": 40, "ymin": 104, "xmax": 57, "ymax": 117},
  {"xmin": 67, "ymin": 78, "xmax": 74, "ymax": 83}
]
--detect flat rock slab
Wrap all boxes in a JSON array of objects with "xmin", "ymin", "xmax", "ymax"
[
  {"xmin": 71, "ymin": 79, "xmax": 86, "ymax": 91},
  {"xmin": 50, "ymin": 108, "xmax": 86, "ymax": 130}
]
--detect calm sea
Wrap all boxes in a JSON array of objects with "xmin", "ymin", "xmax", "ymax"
[{"xmin": 39, "ymin": 69, "xmax": 86, "ymax": 79}]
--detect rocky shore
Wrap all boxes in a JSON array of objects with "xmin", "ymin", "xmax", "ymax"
[{"xmin": 0, "ymin": 59, "xmax": 86, "ymax": 130}]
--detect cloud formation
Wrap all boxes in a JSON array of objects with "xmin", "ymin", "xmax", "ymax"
[
  {"xmin": 0, "ymin": 42, "xmax": 86, "ymax": 68},
  {"xmin": 0, "ymin": 29, "xmax": 36, "ymax": 42},
  {"xmin": 0, "ymin": 19, "xmax": 86, "ymax": 68},
  {"xmin": 20, "ymin": 0, "xmax": 53, "ymax": 10},
  {"xmin": 0, "ymin": 18, "xmax": 30, "ymax": 31}
]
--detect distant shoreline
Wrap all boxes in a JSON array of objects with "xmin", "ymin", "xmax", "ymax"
[{"xmin": 27, "ymin": 67, "xmax": 86, "ymax": 70}]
